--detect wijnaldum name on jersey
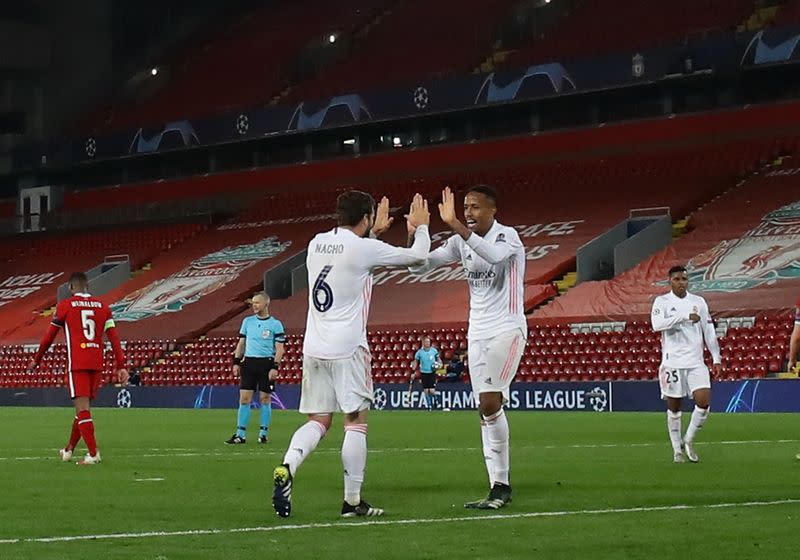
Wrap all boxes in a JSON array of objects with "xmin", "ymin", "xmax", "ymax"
[{"xmin": 70, "ymin": 300, "xmax": 103, "ymax": 308}]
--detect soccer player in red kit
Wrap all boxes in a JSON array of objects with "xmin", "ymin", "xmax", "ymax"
[{"xmin": 28, "ymin": 272, "xmax": 128, "ymax": 465}]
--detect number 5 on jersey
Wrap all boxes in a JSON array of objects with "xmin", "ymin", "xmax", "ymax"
[
  {"xmin": 81, "ymin": 309, "xmax": 96, "ymax": 340},
  {"xmin": 313, "ymin": 265, "xmax": 334, "ymax": 312}
]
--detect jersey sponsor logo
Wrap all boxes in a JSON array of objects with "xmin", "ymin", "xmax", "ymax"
[
  {"xmin": 261, "ymin": 329, "xmax": 272, "ymax": 339},
  {"xmin": 655, "ymin": 200, "xmax": 800, "ymax": 292},
  {"xmin": 111, "ymin": 237, "xmax": 291, "ymax": 321},
  {"xmin": 466, "ymin": 270, "xmax": 497, "ymax": 280}
]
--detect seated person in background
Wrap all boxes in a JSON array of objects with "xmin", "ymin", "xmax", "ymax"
[{"xmin": 443, "ymin": 350, "xmax": 466, "ymax": 382}]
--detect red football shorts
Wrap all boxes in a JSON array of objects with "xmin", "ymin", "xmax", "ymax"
[{"xmin": 67, "ymin": 369, "xmax": 102, "ymax": 399}]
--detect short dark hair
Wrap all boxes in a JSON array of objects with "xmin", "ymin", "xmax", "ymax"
[
  {"xmin": 668, "ymin": 265, "xmax": 687, "ymax": 277},
  {"xmin": 465, "ymin": 184, "xmax": 497, "ymax": 206},
  {"xmin": 336, "ymin": 190, "xmax": 375, "ymax": 227},
  {"xmin": 69, "ymin": 272, "xmax": 88, "ymax": 290}
]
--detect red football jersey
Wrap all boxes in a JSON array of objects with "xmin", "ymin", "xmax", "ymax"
[{"xmin": 51, "ymin": 293, "xmax": 116, "ymax": 371}]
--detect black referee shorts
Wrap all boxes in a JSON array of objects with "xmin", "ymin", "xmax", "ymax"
[
  {"xmin": 420, "ymin": 372, "xmax": 437, "ymax": 389},
  {"xmin": 240, "ymin": 357, "xmax": 276, "ymax": 393}
]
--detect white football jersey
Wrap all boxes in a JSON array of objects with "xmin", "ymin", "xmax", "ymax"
[
  {"xmin": 303, "ymin": 225, "xmax": 431, "ymax": 359},
  {"xmin": 413, "ymin": 221, "xmax": 527, "ymax": 341},
  {"xmin": 651, "ymin": 290, "xmax": 721, "ymax": 369}
]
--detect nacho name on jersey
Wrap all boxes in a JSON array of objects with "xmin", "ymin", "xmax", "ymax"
[{"xmin": 314, "ymin": 242, "xmax": 346, "ymax": 255}]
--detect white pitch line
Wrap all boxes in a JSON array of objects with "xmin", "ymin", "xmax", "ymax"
[
  {"xmin": 134, "ymin": 478, "xmax": 164, "ymax": 482},
  {"xmin": 0, "ymin": 439, "xmax": 797, "ymax": 462},
  {"xmin": 1, "ymin": 498, "xmax": 797, "ymax": 545}
]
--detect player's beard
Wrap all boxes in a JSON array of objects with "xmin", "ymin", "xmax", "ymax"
[{"xmin": 363, "ymin": 217, "xmax": 375, "ymax": 238}]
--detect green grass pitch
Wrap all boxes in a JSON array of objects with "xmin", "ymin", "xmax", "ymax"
[{"xmin": 1, "ymin": 407, "xmax": 799, "ymax": 559}]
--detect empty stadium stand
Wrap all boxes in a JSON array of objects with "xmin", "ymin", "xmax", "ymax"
[
  {"xmin": 502, "ymin": 0, "xmax": 755, "ymax": 69},
  {"xmin": 86, "ymin": 0, "xmax": 391, "ymax": 130},
  {"xmin": 778, "ymin": 0, "xmax": 800, "ymax": 24},
  {"xmin": 534, "ymin": 160, "xmax": 800, "ymax": 323},
  {"xmin": 285, "ymin": 0, "xmax": 519, "ymax": 102},
  {"xmin": 0, "ymin": 339, "xmax": 175, "ymax": 389},
  {"xmin": 77, "ymin": 0, "xmax": 777, "ymax": 131},
  {"xmin": 0, "ymin": 222, "xmax": 207, "ymax": 343}
]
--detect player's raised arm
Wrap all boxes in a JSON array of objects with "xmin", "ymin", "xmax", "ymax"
[
  {"xmin": 408, "ymin": 233, "xmax": 461, "ymax": 274},
  {"xmin": 438, "ymin": 186, "xmax": 517, "ymax": 264},
  {"xmin": 651, "ymin": 298, "xmax": 689, "ymax": 332},
  {"xmin": 366, "ymin": 194, "xmax": 431, "ymax": 267},
  {"xmin": 370, "ymin": 196, "xmax": 394, "ymax": 238},
  {"xmin": 464, "ymin": 226, "xmax": 520, "ymax": 265}
]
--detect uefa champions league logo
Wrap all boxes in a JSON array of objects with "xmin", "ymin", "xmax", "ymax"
[
  {"xmin": 236, "ymin": 114, "xmax": 249, "ymax": 135},
  {"xmin": 85, "ymin": 137, "xmax": 97, "ymax": 158},
  {"xmin": 588, "ymin": 387, "xmax": 608, "ymax": 412},
  {"xmin": 413, "ymin": 87, "xmax": 429, "ymax": 110},
  {"xmin": 116, "ymin": 388, "xmax": 132, "ymax": 408},
  {"xmin": 372, "ymin": 387, "xmax": 388, "ymax": 410}
]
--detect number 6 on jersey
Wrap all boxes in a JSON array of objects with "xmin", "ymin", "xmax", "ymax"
[{"xmin": 312, "ymin": 265, "xmax": 334, "ymax": 312}]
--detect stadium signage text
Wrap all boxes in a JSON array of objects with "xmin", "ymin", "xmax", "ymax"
[
  {"xmin": 0, "ymin": 272, "xmax": 64, "ymax": 307},
  {"xmin": 371, "ymin": 384, "xmax": 610, "ymax": 412}
]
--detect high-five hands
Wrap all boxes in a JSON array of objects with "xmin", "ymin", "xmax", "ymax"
[
  {"xmin": 438, "ymin": 187, "xmax": 459, "ymax": 228},
  {"xmin": 372, "ymin": 196, "xmax": 394, "ymax": 237},
  {"xmin": 405, "ymin": 193, "xmax": 430, "ymax": 234}
]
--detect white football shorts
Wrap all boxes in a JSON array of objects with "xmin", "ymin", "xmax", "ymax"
[
  {"xmin": 659, "ymin": 364, "xmax": 711, "ymax": 399},
  {"xmin": 468, "ymin": 328, "xmax": 526, "ymax": 404},
  {"xmin": 300, "ymin": 347, "xmax": 373, "ymax": 414}
]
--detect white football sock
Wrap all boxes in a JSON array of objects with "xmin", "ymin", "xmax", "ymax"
[
  {"xmin": 667, "ymin": 410, "xmax": 683, "ymax": 453},
  {"xmin": 684, "ymin": 406, "xmax": 709, "ymax": 444},
  {"xmin": 480, "ymin": 418, "xmax": 494, "ymax": 488},
  {"xmin": 283, "ymin": 419, "xmax": 327, "ymax": 476},
  {"xmin": 484, "ymin": 409, "xmax": 510, "ymax": 486},
  {"xmin": 342, "ymin": 424, "xmax": 368, "ymax": 506}
]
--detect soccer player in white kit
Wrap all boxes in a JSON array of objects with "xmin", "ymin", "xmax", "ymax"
[
  {"xmin": 272, "ymin": 190, "xmax": 431, "ymax": 518},
  {"xmin": 411, "ymin": 185, "xmax": 526, "ymax": 509},
  {"xmin": 651, "ymin": 265, "xmax": 723, "ymax": 464}
]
